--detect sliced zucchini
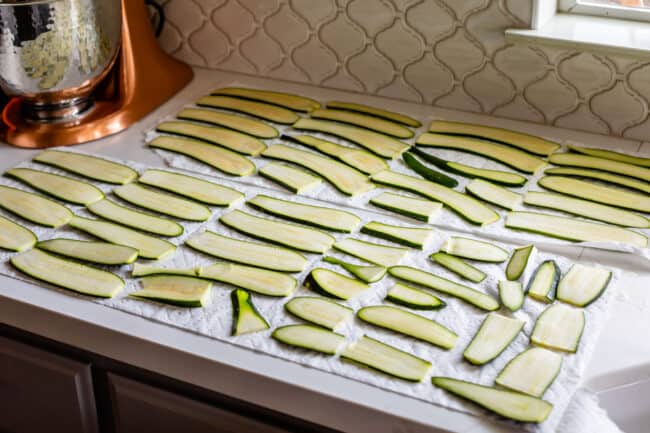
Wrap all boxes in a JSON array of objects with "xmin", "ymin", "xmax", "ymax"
[
  {"xmin": 0, "ymin": 216, "xmax": 37, "ymax": 252},
  {"xmin": 505, "ymin": 211, "xmax": 648, "ymax": 248},
  {"xmin": 262, "ymin": 144, "xmax": 374, "ymax": 196},
  {"xmin": 499, "ymin": 281, "xmax": 524, "ymax": 312},
  {"xmin": 304, "ymin": 268, "xmax": 370, "ymax": 300},
  {"xmin": 138, "ymin": 169, "xmax": 244, "ymax": 207},
  {"xmin": 33, "ymin": 150, "xmax": 138, "ymax": 184},
  {"xmin": 557, "ymin": 264, "xmax": 612, "ymax": 307},
  {"xmin": 69, "ymin": 216, "xmax": 176, "ymax": 260},
  {"xmin": 186, "ymin": 231, "xmax": 307, "ymax": 273},
  {"xmin": 5, "ymin": 168, "xmax": 104, "ymax": 205},
  {"xmin": 131, "ymin": 276, "xmax": 212, "ymax": 307},
  {"xmin": 0, "ymin": 185, "xmax": 71, "ymax": 228},
  {"xmin": 341, "ymin": 336, "xmax": 431, "ymax": 382},
  {"xmin": 132, "ymin": 263, "xmax": 197, "ymax": 277},
  {"xmin": 333, "ymin": 238, "xmax": 408, "ymax": 267},
  {"xmin": 322, "ymin": 256, "xmax": 386, "ymax": 283},
  {"xmin": 326, "ymin": 101, "xmax": 421, "ymax": 127},
  {"xmin": 87, "ymin": 199, "xmax": 183, "ymax": 237},
  {"xmin": 526, "ymin": 260, "xmax": 560, "ymax": 303},
  {"xmin": 431, "ymin": 377, "xmax": 552, "ymax": 423},
  {"xmin": 273, "ymin": 325, "xmax": 345, "ymax": 355},
  {"xmin": 369, "ymin": 192, "xmax": 442, "ymax": 223},
  {"xmin": 496, "ymin": 347, "xmax": 563, "ymax": 398},
  {"xmin": 310, "ymin": 108, "xmax": 414, "ymax": 139},
  {"xmin": 358, "ymin": 306, "xmax": 457, "ymax": 350},
  {"xmin": 544, "ymin": 167, "xmax": 650, "ymax": 194},
  {"xmin": 385, "ymin": 283, "xmax": 446, "ymax": 310},
  {"xmin": 389, "ymin": 266, "xmax": 499, "ymax": 311},
  {"xmin": 416, "ymin": 133, "xmax": 546, "ymax": 173},
  {"xmin": 247, "ymin": 194, "xmax": 361, "ymax": 233},
  {"xmin": 220, "ymin": 210, "xmax": 334, "ymax": 254},
  {"xmin": 284, "ymin": 297, "xmax": 353, "ymax": 330},
  {"xmin": 114, "ymin": 183, "xmax": 211, "ymax": 222},
  {"xmin": 11, "ymin": 248, "xmax": 123, "ymax": 298},
  {"xmin": 37, "ymin": 239, "xmax": 138, "ymax": 265},
  {"xmin": 402, "ymin": 152, "xmax": 458, "ymax": 188},
  {"xmin": 148, "ymin": 135, "xmax": 255, "ymax": 177},
  {"xmin": 465, "ymin": 179, "xmax": 523, "ymax": 211},
  {"xmin": 506, "ymin": 244, "xmax": 535, "ymax": 281},
  {"xmin": 568, "ymin": 144, "xmax": 650, "ymax": 167},
  {"xmin": 292, "ymin": 118, "xmax": 409, "ymax": 159},
  {"xmin": 231, "ymin": 289, "xmax": 269, "ymax": 335},
  {"xmin": 156, "ymin": 120, "xmax": 266, "ymax": 156},
  {"xmin": 212, "ymin": 87, "xmax": 321, "ymax": 112},
  {"xmin": 430, "ymin": 252, "xmax": 486, "ymax": 283},
  {"xmin": 442, "ymin": 237, "xmax": 509, "ymax": 263},
  {"xmin": 197, "ymin": 95, "xmax": 299, "ymax": 124},
  {"xmin": 531, "ymin": 303, "xmax": 585, "ymax": 353},
  {"xmin": 549, "ymin": 152, "xmax": 650, "ymax": 182},
  {"xmin": 177, "ymin": 107, "xmax": 279, "ymax": 139},
  {"xmin": 361, "ymin": 221, "xmax": 434, "ymax": 249},
  {"xmin": 258, "ymin": 162, "xmax": 322, "ymax": 194},
  {"xmin": 198, "ymin": 262, "xmax": 296, "ymax": 297},
  {"xmin": 464, "ymin": 313, "xmax": 524, "ymax": 365}
]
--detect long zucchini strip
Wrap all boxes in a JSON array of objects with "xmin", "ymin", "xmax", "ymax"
[
  {"xmin": 567, "ymin": 144, "xmax": 650, "ymax": 167},
  {"xmin": 177, "ymin": 107, "xmax": 279, "ymax": 139},
  {"xmin": 466, "ymin": 179, "xmax": 523, "ymax": 211},
  {"xmin": 198, "ymin": 262, "xmax": 296, "ymax": 297},
  {"xmin": 310, "ymin": 108, "xmax": 414, "ymax": 138},
  {"xmin": 284, "ymin": 297, "xmax": 353, "ymax": 330},
  {"xmin": 0, "ymin": 185, "xmax": 72, "ymax": 228},
  {"xmin": 258, "ymin": 162, "xmax": 322, "ymax": 194},
  {"xmin": 0, "ymin": 216, "xmax": 37, "ymax": 252},
  {"xmin": 327, "ymin": 101, "xmax": 421, "ymax": 127},
  {"xmin": 402, "ymin": 152, "xmax": 458, "ymax": 188},
  {"xmin": 544, "ymin": 167, "xmax": 650, "ymax": 194},
  {"xmin": 33, "ymin": 150, "xmax": 138, "ymax": 184},
  {"xmin": 361, "ymin": 221, "xmax": 435, "ymax": 249},
  {"xmin": 131, "ymin": 276, "xmax": 212, "ymax": 307},
  {"xmin": 549, "ymin": 152, "xmax": 650, "ymax": 182},
  {"xmin": 197, "ymin": 95, "xmax": 299, "ymax": 124},
  {"xmin": 333, "ymin": 238, "xmax": 408, "ymax": 267},
  {"xmin": 37, "ymin": 239, "xmax": 138, "ymax": 265},
  {"xmin": 113, "ymin": 183, "xmax": 211, "ymax": 222},
  {"xmin": 369, "ymin": 192, "xmax": 442, "ymax": 223},
  {"xmin": 5, "ymin": 168, "xmax": 104, "ymax": 205},
  {"xmin": 212, "ymin": 87, "xmax": 321, "ymax": 112},
  {"xmin": 322, "ymin": 256, "xmax": 386, "ymax": 283},
  {"xmin": 273, "ymin": 325, "xmax": 345, "ymax": 355},
  {"xmin": 305, "ymin": 268, "xmax": 370, "ymax": 300},
  {"xmin": 87, "ymin": 198, "xmax": 183, "ymax": 237}
]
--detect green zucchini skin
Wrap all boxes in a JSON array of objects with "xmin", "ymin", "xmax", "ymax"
[
  {"xmin": 304, "ymin": 268, "xmax": 369, "ymax": 300},
  {"xmin": 385, "ymin": 283, "xmax": 446, "ymax": 310},
  {"xmin": 310, "ymin": 108, "xmax": 414, "ymax": 139},
  {"xmin": 197, "ymin": 95, "xmax": 300, "ymax": 124},
  {"xmin": 544, "ymin": 167, "xmax": 650, "ymax": 194},
  {"xmin": 36, "ymin": 239, "xmax": 139, "ymax": 266},
  {"xmin": 5, "ymin": 168, "xmax": 105, "ymax": 206},
  {"xmin": 230, "ymin": 289, "xmax": 270, "ymax": 336},
  {"xmin": 322, "ymin": 256, "xmax": 386, "ymax": 283},
  {"xmin": 526, "ymin": 260, "xmax": 560, "ymax": 303},
  {"xmin": 463, "ymin": 313, "xmax": 524, "ymax": 365},
  {"xmin": 87, "ymin": 198, "xmax": 184, "ymax": 238},
  {"xmin": 402, "ymin": 152, "xmax": 458, "ymax": 188},
  {"xmin": 177, "ymin": 107, "xmax": 279, "ymax": 139},
  {"xmin": 326, "ymin": 101, "xmax": 421, "ymax": 127},
  {"xmin": 368, "ymin": 192, "xmax": 442, "ymax": 223},
  {"xmin": 360, "ymin": 221, "xmax": 433, "ymax": 249},
  {"xmin": 258, "ymin": 163, "xmax": 322, "ymax": 194},
  {"xmin": 430, "ymin": 252, "xmax": 486, "ymax": 283},
  {"xmin": 33, "ymin": 150, "xmax": 138, "ymax": 185},
  {"xmin": 212, "ymin": 87, "xmax": 321, "ymax": 112}
]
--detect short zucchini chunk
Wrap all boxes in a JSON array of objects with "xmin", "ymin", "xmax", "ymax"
[
  {"xmin": 197, "ymin": 95, "xmax": 299, "ymax": 124},
  {"xmin": 463, "ymin": 313, "xmax": 524, "ymax": 365},
  {"xmin": 322, "ymin": 256, "xmax": 386, "ymax": 283},
  {"xmin": 333, "ymin": 238, "xmax": 408, "ymax": 267},
  {"xmin": 156, "ymin": 121, "xmax": 267, "ymax": 156},
  {"xmin": 131, "ymin": 276, "xmax": 212, "ymax": 307},
  {"xmin": 556, "ymin": 264, "xmax": 612, "ymax": 307},
  {"xmin": 5, "ymin": 168, "xmax": 104, "ymax": 205},
  {"xmin": 402, "ymin": 152, "xmax": 459, "ymax": 188},
  {"xmin": 526, "ymin": 260, "xmax": 560, "ymax": 303},
  {"xmin": 465, "ymin": 179, "xmax": 523, "ymax": 211},
  {"xmin": 258, "ymin": 162, "xmax": 323, "ymax": 194},
  {"xmin": 0, "ymin": 185, "xmax": 72, "ymax": 228},
  {"xmin": 113, "ymin": 183, "xmax": 212, "ymax": 222},
  {"xmin": 369, "ymin": 192, "xmax": 442, "ymax": 223},
  {"xmin": 230, "ymin": 289, "xmax": 269, "ymax": 335},
  {"xmin": 430, "ymin": 252, "xmax": 486, "ymax": 283},
  {"xmin": 273, "ymin": 325, "xmax": 346, "ymax": 355},
  {"xmin": 132, "ymin": 264, "xmax": 198, "ymax": 277},
  {"xmin": 498, "ymin": 281, "xmax": 524, "ymax": 312},
  {"xmin": 0, "ymin": 216, "xmax": 37, "ymax": 252},
  {"xmin": 304, "ymin": 268, "xmax": 370, "ymax": 300},
  {"xmin": 326, "ymin": 100, "xmax": 421, "ymax": 127},
  {"xmin": 496, "ymin": 348, "xmax": 563, "ymax": 398},
  {"xmin": 212, "ymin": 87, "xmax": 321, "ymax": 112},
  {"xmin": 506, "ymin": 244, "xmax": 536, "ymax": 281},
  {"xmin": 198, "ymin": 262, "xmax": 296, "ymax": 297},
  {"xmin": 441, "ymin": 237, "xmax": 509, "ymax": 263},
  {"xmin": 87, "ymin": 199, "xmax": 184, "ymax": 237},
  {"xmin": 284, "ymin": 297, "xmax": 353, "ymax": 330},
  {"xmin": 33, "ymin": 150, "xmax": 138, "ymax": 184},
  {"xmin": 310, "ymin": 108, "xmax": 414, "ymax": 138},
  {"xmin": 531, "ymin": 304, "xmax": 585, "ymax": 353},
  {"xmin": 385, "ymin": 283, "xmax": 446, "ymax": 310},
  {"xmin": 37, "ymin": 239, "xmax": 138, "ymax": 266},
  {"xmin": 177, "ymin": 107, "xmax": 279, "ymax": 139},
  {"xmin": 361, "ymin": 221, "xmax": 435, "ymax": 249},
  {"xmin": 431, "ymin": 377, "xmax": 553, "ymax": 423}
]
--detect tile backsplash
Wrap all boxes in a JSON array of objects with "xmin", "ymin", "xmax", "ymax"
[{"xmin": 159, "ymin": 0, "xmax": 650, "ymax": 141}]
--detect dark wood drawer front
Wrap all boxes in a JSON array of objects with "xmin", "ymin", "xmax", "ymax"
[{"xmin": 0, "ymin": 335, "xmax": 99, "ymax": 433}]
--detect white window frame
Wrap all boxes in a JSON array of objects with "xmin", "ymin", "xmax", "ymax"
[{"xmin": 559, "ymin": 0, "xmax": 650, "ymax": 23}]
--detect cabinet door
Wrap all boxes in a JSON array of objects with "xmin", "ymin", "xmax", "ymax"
[{"xmin": 0, "ymin": 336, "xmax": 99, "ymax": 433}]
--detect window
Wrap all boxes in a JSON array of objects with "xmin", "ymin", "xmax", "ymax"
[{"xmin": 559, "ymin": 0, "xmax": 650, "ymax": 22}]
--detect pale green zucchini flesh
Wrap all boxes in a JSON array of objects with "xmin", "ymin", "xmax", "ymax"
[
  {"xmin": 526, "ymin": 260, "xmax": 560, "ymax": 303},
  {"xmin": 177, "ymin": 107, "xmax": 279, "ymax": 139},
  {"xmin": 212, "ymin": 87, "xmax": 321, "ymax": 112},
  {"xmin": 326, "ymin": 101, "xmax": 421, "ymax": 127},
  {"xmin": 33, "ymin": 150, "xmax": 138, "ymax": 184},
  {"xmin": 556, "ymin": 264, "xmax": 611, "ymax": 307},
  {"xmin": 305, "ymin": 268, "xmax": 370, "ymax": 300},
  {"xmin": 37, "ymin": 239, "xmax": 138, "ymax": 265},
  {"xmin": 464, "ymin": 313, "xmax": 524, "ymax": 365},
  {"xmin": 197, "ymin": 95, "xmax": 299, "ymax": 124},
  {"xmin": 385, "ymin": 283, "xmax": 446, "ymax": 310},
  {"xmin": 198, "ymin": 262, "xmax": 296, "ymax": 297},
  {"xmin": 131, "ymin": 276, "xmax": 212, "ymax": 307},
  {"xmin": 369, "ymin": 192, "xmax": 442, "ymax": 223},
  {"xmin": 87, "ymin": 199, "xmax": 183, "ymax": 237},
  {"xmin": 544, "ymin": 167, "xmax": 650, "ymax": 194},
  {"xmin": 549, "ymin": 152, "xmax": 650, "ymax": 182},
  {"xmin": 442, "ymin": 236, "xmax": 509, "ymax": 263},
  {"xmin": 231, "ymin": 289, "xmax": 269, "ymax": 335},
  {"xmin": 506, "ymin": 244, "xmax": 535, "ymax": 281},
  {"xmin": 430, "ymin": 252, "xmax": 486, "ymax": 283},
  {"xmin": 333, "ymin": 238, "xmax": 408, "ymax": 267},
  {"xmin": 0, "ymin": 216, "xmax": 37, "ymax": 252},
  {"xmin": 531, "ymin": 303, "xmax": 585, "ymax": 353},
  {"xmin": 322, "ymin": 256, "xmax": 387, "ymax": 283},
  {"xmin": 5, "ymin": 168, "xmax": 104, "ymax": 205},
  {"xmin": 258, "ymin": 162, "xmax": 323, "ymax": 194},
  {"xmin": 132, "ymin": 264, "xmax": 198, "ymax": 277},
  {"xmin": 310, "ymin": 108, "xmax": 414, "ymax": 139},
  {"xmin": 496, "ymin": 348, "xmax": 563, "ymax": 397},
  {"xmin": 361, "ymin": 221, "xmax": 435, "ymax": 249},
  {"xmin": 114, "ymin": 183, "xmax": 211, "ymax": 222},
  {"xmin": 0, "ymin": 185, "xmax": 72, "ymax": 228},
  {"xmin": 567, "ymin": 144, "xmax": 650, "ymax": 167},
  {"xmin": 273, "ymin": 325, "xmax": 346, "ymax": 355},
  {"xmin": 498, "ymin": 281, "xmax": 524, "ymax": 312},
  {"xmin": 465, "ymin": 179, "xmax": 523, "ymax": 211},
  {"xmin": 284, "ymin": 297, "xmax": 353, "ymax": 330}
]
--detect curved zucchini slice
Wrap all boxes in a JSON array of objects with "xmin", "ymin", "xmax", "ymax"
[
  {"xmin": 342, "ymin": 336, "xmax": 432, "ymax": 382},
  {"xmin": 333, "ymin": 238, "xmax": 408, "ymax": 267},
  {"xmin": 156, "ymin": 121, "xmax": 266, "ymax": 156},
  {"xmin": 292, "ymin": 118, "xmax": 409, "ymax": 159},
  {"xmin": 37, "ymin": 239, "xmax": 138, "ymax": 265},
  {"xmin": 465, "ymin": 179, "xmax": 523, "ymax": 211},
  {"xmin": 186, "ymin": 231, "xmax": 307, "ymax": 273},
  {"xmin": 87, "ymin": 199, "xmax": 183, "ymax": 237},
  {"xmin": 197, "ymin": 95, "xmax": 299, "ymax": 124},
  {"xmin": 358, "ymin": 306, "xmax": 457, "ymax": 350},
  {"xmin": 431, "ymin": 377, "xmax": 552, "ymax": 423},
  {"xmin": 442, "ymin": 237, "xmax": 509, "ymax": 263},
  {"xmin": 0, "ymin": 216, "xmax": 37, "ymax": 252},
  {"xmin": 557, "ymin": 264, "xmax": 611, "ymax": 307},
  {"xmin": 284, "ymin": 297, "xmax": 353, "ymax": 330},
  {"xmin": 549, "ymin": 152, "xmax": 650, "ymax": 182},
  {"xmin": 402, "ymin": 152, "xmax": 458, "ymax": 188},
  {"xmin": 247, "ymin": 194, "xmax": 361, "ymax": 233},
  {"xmin": 385, "ymin": 283, "xmax": 446, "ymax": 310},
  {"xmin": 544, "ymin": 167, "xmax": 650, "ymax": 194},
  {"xmin": 259, "ymin": 162, "xmax": 322, "ymax": 194},
  {"xmin": 198, "ymin": 262, "xmax": 296, "ymax": 297},
  {"xmin": 132, "ymin": 264, "xmax": 198, "ymax": 277},
  {"xmin": 322, "ymin": 256, "xmax": 386, "ymax": 283},
  {"xmin": 430, "ymin": 252, "xmax": 486, "ymax": 283},
  {"xmin": 498, "ymin": 281, "xmax": 524, "ymax": 312},
  {"xmin": 567, "ymin": 144, "xmax": 650, "ymax": 167},
  {"xmin": 416, "ymin": 133, "xmax": 546, "ymax": 173},
  {"xmin": 138, "ymin": 169, "xmax": 243, "ymax": 207},
  {"xmin": 369, "ymin": 192, "xmax": 442, "ymax": 223},
  {"xmin": 496, "ymin": 348, "xmax": 563, "ymax": 398},
  {"xmin": 389, "ymin": 266, "xmax": 499, "ymax": 311},
  {"xmin": 273, "ymin": 325, "xmax": 345, "ymax": 355},
  {"xmin": 262, "ymin": 145, "xmax": 374, "ymax": 196},
  {"xmin": 212, "ymin": 87, "xmax": 321, "ymax": 112},
  {"xmin": 464, "ymin": 313, "xmax": 524, "ymax": 365},
  {"xmin": 148, "ymin": 136, "xmax": 255, "ymax": 177},
  {"xmin": 506, "ymin": 244, "xmax": 535, "ymax": 281},
  {"xmin": 361, "ymin": 221, "xmax": 434, "ymax": 249},
  {"xmin": 177, "ymin": 107, "xmax": 279, "ymax": 139},
  {"xmin": 526, "ymin": 260, "xmax": 560, "ymax": 303},
  {"xmin": 33, "ymin": 150, "xmax": 137, "ymax": 184},
  {"xmin": 5, "ymin": 168, "xmax": 104, "ymax": 205},
  {"xmin": 231, "ymin": 289, "xmax": 269, "ymax": 335},
  {"xmin": 69, "ymin": 216, "xmax": 176, "ymax": 260},
  {"xmin": 11, "ymin": 248, "xmax": 123, "ymax": 298},
  {"xmin": 305, "ymin": 268, "xmax": 370, "ymax": 300},
  {"xmin": 114, "ymin": 183, "xmax": 211, "ymax": 222},
  {"xmin": 326, "ymin": 100, "xmax": 421, "ymax": 127},
  {"xmin": 531, "ymin": 303, "xmax": 585, "ymax": 353},
  {"xmin": 371, "ymin": 170, "xmax": 499, "ymax": 226},
  {"xmin": 220, "ymin": 210, "xmax": 334, "ymax": 254},
  {"xmin": 310, "ymin": 108, "xmax": 414, "ymax": 139},
  {"xmin": 0, "ymin": 185, "xmax": 71, "ymax": 228},
  {"xmin": 131, "ymin": 276, "xmax": 212, "ymax": 307}
]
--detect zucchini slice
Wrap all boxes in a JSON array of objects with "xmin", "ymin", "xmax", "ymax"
[
  {"xmin": 496, "ymin": 347, "xmax": 563, "ymax": 398},
  {"xmin": 333, "ymin": 238, "xmax": 408, "ymax": 267},
  {"xmin": 310, "ymin": 108, "xmax": 414, "ymax": 139},
  {"xmin": 442, "ymin": 237, "xmax": 509, "ymax": 263},
  {"xmin": 568, "ymin": 144, "xmax": 650, "ymax": 167},
  {"xmin": 138, "ymin": 169, "xmax": 243, "ymax": 207},
  {"xmin": 37, "ymin": 239, "xmax": 138, "ymax": 265},
  {"xmin": 430, "ymin": 252, "xmax": 486, "ymax": 283},
  {"xmin": 185, "ymin": 231, "xmax": 307, "ymax": 273},
  {"xmin": 505, "ymin": 211, "xmax": 648, "ymax": 248},
  {"xmin": 284, "ymin": 297, "xmax": 353, "ymax": 330},
  {"xmin": 231, "ymin": 289, "xmax": 269, "ymax": 335},
  {"xmin": 389, "ymin": 266, "xmax": 499, "ymax": 311},
  {"xmin": 322, "ymin": 256, "xmax": 386, "ymax": 283},
  {"xmin": 0, "ymin": 185, "xmax": 72, "ymax": 228},
  {"xmin": 11, "ymin": 248, "xmax": 124, "ymax": 298},
  {"xmin": 361, "ymin": 221, "xmax": 435, "ymax": 249},
  {"xmin": 156, "ymin": 120, "xmax": 266, "ymax": 156},
  {"xmin": 431, "ymin": 377, "xmax": 552, "ymax": 423},
  {"xmin": 292, "ymin": 118, "xmax": 409, "ymax": 159},
  {"xmin": 87, "ymin": 199, "xmax": 183, "ymax": 237},
  {"xmin": 69, "ymin": 216, "xmax": 176, "ymax": 260},
  {"xmin": 549, "ymin": 152, "xmax": 650, "ymax": 182},
  {"xmin": 305, "ymin": 268, "xmax": 370, "ymax": 300},
  {"xmin": 212, "ymin": 87, "xmax": 321, "ymax": 112},
  {"xmin": 258, "ymin": 162, "xmax": 322, "ymax": 194},
  {"xmin": 341, "ymin": 336, "xmax": 432, "ymax": 382},
  {"xmin": 557, "ymin": 264, "xmax": 612, "ymax": 307},
  {"xmin": 273, "ymin": 325, "xmax": 345, "ymax": 355},
  {"xmin": 416, "ymin": 133, "xmax": 546, "ymax": 174},
  {"xmin": 531, "ymin": 303, "xmax": 585, "ymax": 353},
  {"xmin": 326, "ymin": 100, "xmax": 421, "ymax": 127},
  {"xmin": 464, "ymin": 313, "xmax": 524, "ymax": 365},
  {"xmin": 0, "ymin": 216, "xmax": 36, "ymax": 252},
  {"xmin": 177, "ymin": 107, "xmax": 279, "ymax": 139},
  {"xmin": 385, "ymin": 283, "xmax": 446, "ymax": 310},
  {"xmin": 33, "ymin": 150, "xmax": 137, "ymax": 185},
  {"xmin": 498, "ymin": 281, "xmax": 524, "ymax": 312},
  {"xmin": 505, "ymin": 244, "xmax": 535, "ymax": 281},
  {"xmin": 197, "ymin": 95, "xmax": 299, "ymax": 124},
  {"xmin": 220, "ymin": 210, "xmax": 334, "ymax": 254},
  {"xmin": 198, "ymin": 262, "xmax": 296, "ymax": 297},
  {"xmin": 247, "ymin": 194, "xmax": 361, "ymax": 233},
  {"xmin": 371, "ymin": 170, "xmax": 499, "ymax": 226},
  {"xmin": 526, "ymin": 260, "xmax": 560, "ymax": 303},
  {"xmin": 544, "ymin": 167, "xmax": 650, "ymax": 194},
  {"xmin": 5, "ymin": 168, "xmax": 104, "ymax": 205},
  {"xmin": 369, "ymin": 192, "xmax": 442, "ymax": 223},
  {"xmin": 113, "ymin": 183, "xmax": 211, "ymax": 222},
  {"xmin": 262, "ymin": 145, "xmax": 374, "ymax": 196},
  {"xmin": 357, "ymin": 306, "xmax": 458, "ymax": 350},
  {"xmin": 148, "ymin": 136, "xmax": 255, "ymax": 177},
  {"xmin": 131, "ymin": 276, "xmax": 212, "ymax": 307},
  {"xmin": 132, "ymin": 264, "xmax": 197, "ymax": 277},
  {"xmin": 402, "ymin": 152, "xmax": 459, "ymax": 188},
  {"xmin": 465, "ymin": 179, "xmax": 523, "ymax": 211}
]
